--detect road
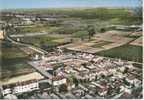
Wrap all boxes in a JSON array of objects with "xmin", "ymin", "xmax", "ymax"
[
  {"xmin": 10, "ymin": 32, "xmax": 48, "ymax": 37},
  {"xmin": 5, "ymin": 34, "xmax": 53, "ymax": 84},
  {"xmin": 5, "ymin": 29, "xmax": 142, "ymax": 84},
  {"xmin": 112, "ymin": 92, "xmax": 124, "ymax": 99},
  {"xmin": 28, "ymin": 61, "xmax": 52, "ymax": 84},
  {"xmin": 6, "ymin": 35, "xmax": 48, "ymax": 54}
]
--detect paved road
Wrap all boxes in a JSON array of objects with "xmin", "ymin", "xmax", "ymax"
[
  {"xmin": 38, "ymin": 79, "xmax": 52, "ymax": 83},
  {"xmin": 112, "ymin": 92, "xmax": 124, "ymax": 99},
  {"xmin": 6, "ymin": 35, "xmax": 53, "ymax": 84},
  {"xmin": 10, "ymin": 32, "xmax": 48, "ymax": 37},
  {"xmin": 6, "ymin": 35, "xmax": 48, "ymax": 54},
  {"xmin": 28, "ymin": 61, "xmax": 52, "ymax": 84}
]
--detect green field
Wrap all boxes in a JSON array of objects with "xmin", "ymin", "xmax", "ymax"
[
  {"xmin": 16, "ymin": 25, "xmax": 60, "ymax": 33},
  {"xmin": 3, "ymin": 8, "xmax": 142, "ymax": 37},
  {"xmin": 1, "ymin": 41, "xmax": 34, "ymax": 80},
  {"xmin": 16, "ymin": 35, "xmax": 71, "ymax": 51},
  {"xmin": 1, "ymin": 7, "xmax": 142, "ymax": 79},
  {"xmin": 73, "ymin": 31, "xmax": 89, "ymax": 39},
  {"xmin": 96, "ymin": 44, "xmax": 142, "ymax": 63},
  {"xmin": 1, "ymin": 61, "xmax": 34, "ymax": 80},
  {"xmin": 4, "ymin": 8, "xmax": 142, "ymax": 25}
]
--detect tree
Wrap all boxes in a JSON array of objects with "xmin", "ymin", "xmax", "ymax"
[
  {"xmin": 133, "ymin": 7, "xmax": 142, "ymax": 17},
  {"xmin": 100, "ymin": 28, "xmax": 106, "ymax": 33},
  {"xmin": 73, "ymin": 77, "xmax": 79, "ymax": 86},
  {"xmin": 73, "ymin": 31, "xmax": 89, "ymax": 41},
  {"xmin": 68, "ymin": 73, "xmax": 79, "ymax": 86},
  {"xmin": 82, "ymin": 63, "xmax": 87, "ymax": 68},
  {"xmin": 59, "ymin": 84, "xmax": 68, "ymax": 93},
  {"xmin": 87, "ymin": 25, "xmax": 95, "ymax": 40},
  {"xmin": 123, "ymin": 67, "xmax": 129, "ymax": 74},
  {"xmin": 133, "ymin": 0, "xmax": 142, "ymax": 17},
  {"xmin": 132, "ymin": 0, "xmax": 142, "ymax": 24}
]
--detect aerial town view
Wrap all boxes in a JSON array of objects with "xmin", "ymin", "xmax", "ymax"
[{"xmin": 0, "ymin": 0, "xmax": 143, "ymax": 99}]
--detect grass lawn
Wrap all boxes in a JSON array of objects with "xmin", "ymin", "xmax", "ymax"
[{"xmin": 96, "ymin": 44, "xmax": 142, "ymax": 63}]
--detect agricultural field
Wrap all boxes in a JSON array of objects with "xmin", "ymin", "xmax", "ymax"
[
  {"xmin": 93, "ymin": 30, "xmax": 142, "ymax": 63},
  {"xmin": 0, "ymin": 0, "xmax": 143, "ymax": 98},
  {"xmin": 11, "ymin": 8, "xmax": 142, "ymax": 25},
  {"xmin": 91, "ymin": 41, "xmax": 113, "ymax": 48},
  {"xmin": 15, "ymin": 25, "xmax": 60, "ymax": 34},
  {"xmin": 60, "ymin": 30, "xmax": 136, "ymax": 54},
  {"xmin": 1, "ymin": 41, "xmax": 34, "ymax": 80},
  {"xmin": 6, "ymin": 8, "xmax": 142, "ymax": 36},
  {"xmin": 129, "ymin": 36, "xmax": 142, "ymax": 46},
  {"xmin": 1, "ymin": 7, "xmax": 142, "ymax": 79},
  {"xmin": 96, "ymin": 44, "xmax": 142, "ymax": 63},
  {"xmin": 14, "ymin": 35, "xmax": 71, "ymax": 51}
]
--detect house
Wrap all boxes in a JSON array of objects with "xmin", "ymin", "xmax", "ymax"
[
  {"xmin": 22, "ymin": 18, "xmax": 33, "ymax": 25},
  {"xmin": 0, "ymin": 30, "xmax": 5, "ymax": 40},
  {"xmin": 1, "ymin": 72, "xmax": 44, "ymax": 96},
  {"xmin": 2, "ymin": 80, "xmax": 39, "ymax": 96},
  {"xmin": 53, "ymin": 76, "xmax": 67, "ymax": 86},
  {"xmin": 3, "ymin": 94, "xmax": 18, "ymax": 99},
  {"xmin": 13, "ymin": 82, "xmax": 39, "ymax": 94},
  {"xmin": 84, "ymin": 64, "xmax": 97, "ymax": 70},
  {"xmin": 2, "ymin": 88, "xmax": 11, "ymax": 96}
]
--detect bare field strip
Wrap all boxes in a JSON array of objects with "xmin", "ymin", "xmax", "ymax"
[
  {"xmin": 129, "ymin": 36, "xmax": 142, "ymax": 46},
  {"xmin": 60, "ymin": 32, "xmax": 133, "ymax": 54}
]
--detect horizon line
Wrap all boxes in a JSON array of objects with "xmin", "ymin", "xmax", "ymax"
[{"xmin": 0, "ymin": 6, "xmax": 139, "ymax": 11}]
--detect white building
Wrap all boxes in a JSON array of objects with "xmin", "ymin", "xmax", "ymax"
[
  {"xmin": 13, "ymin": 82, "xmax": 39, "ymax": 94},
  {"xmin": 22, "ymin": 18, "xmax": 33, "ymax": 25},
  {"xmin": 2, "ymin": 88, "xmax": 11, "ymax": 96},
  {"xmin": 53, "ymin": 78, "xmax": 67, "ymax": 86},
  {"xmin": 2, "ymin": 82, "xmax": 39, "ymax": 95},
  {"xmin": 4, "ymin": 94, "xmax": 18, "ymax": 99}
]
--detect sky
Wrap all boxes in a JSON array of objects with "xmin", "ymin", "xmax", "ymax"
[{"xmin": 0, "ymin": 0, "xmax": 141, "ymax": 9}]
